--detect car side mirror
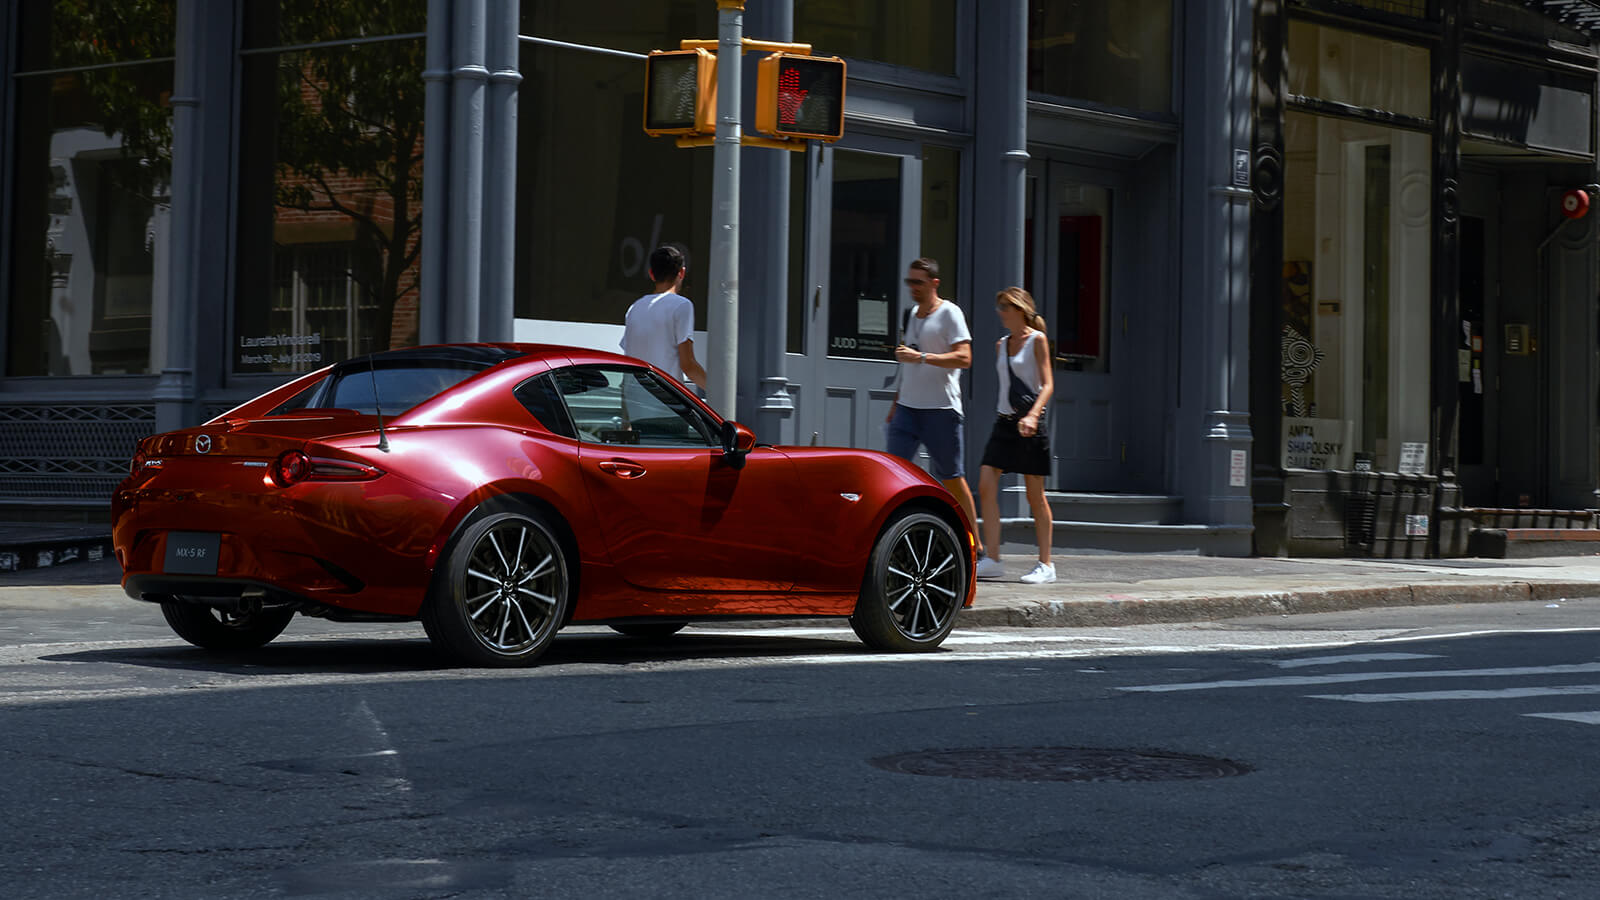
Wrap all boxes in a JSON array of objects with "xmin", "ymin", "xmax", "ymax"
[{"xmin": 719, "ymin": 420, "xmax": 756, "ymax": 469}]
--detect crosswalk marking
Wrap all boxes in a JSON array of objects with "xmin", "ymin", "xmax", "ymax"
[
  {"xmin": 1119, "ymin": 662, "xmax": 1600, "ymax": 693},
  {"xmin": 1309, "ymin": 685, "xmax": 1600, "ymax": 703},
  {"xmin": 1270, "ymin": 652, "xmax": 1441, "ymax": 669},
  {"xmin": 1525, "ymin": 711, "xmax": 1600, "ymax": 725}
]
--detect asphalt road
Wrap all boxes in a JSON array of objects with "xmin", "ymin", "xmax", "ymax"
[{"xmin": 3, "ymin": 597, "xmax": 1599, "ymax": 899}]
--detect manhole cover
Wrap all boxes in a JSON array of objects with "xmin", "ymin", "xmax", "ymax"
[{"xmin": 870, "ymin": 747, "xmax": 1250, "ymax": 783}]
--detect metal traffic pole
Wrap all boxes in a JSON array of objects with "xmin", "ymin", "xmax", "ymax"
[{"xmin": 707, "ymin": 0, "xmax": 744, "ymax": 419}]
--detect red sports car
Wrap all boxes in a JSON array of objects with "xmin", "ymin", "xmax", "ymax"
[{"xmin": 112, "ymin": 344, "xmax": 976, "ymax": 666}]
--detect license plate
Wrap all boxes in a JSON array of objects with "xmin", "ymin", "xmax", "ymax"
[{"xmin": 163, "ymin": 532, "xmax": 221, "ymax": 575}]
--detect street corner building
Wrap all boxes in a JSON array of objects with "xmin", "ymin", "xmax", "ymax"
[{"xmin": 4, "ymin": 1, "xmax": 1600, "ymax": 560}]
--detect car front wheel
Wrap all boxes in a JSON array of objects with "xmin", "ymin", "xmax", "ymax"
[
  {"xmin": 423, "ymin": 509, "xmax": 571, "ymax": 667},
  {"xmin": 850, "ymin": 510, "xmax": 967, "ymax": 651},
  {"xmin": 159, "ymin": 599, "xmax": 295, "ymax": 651}
]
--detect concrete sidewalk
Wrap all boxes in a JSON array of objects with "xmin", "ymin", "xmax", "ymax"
[
  {"xmin": 958, "ymin": 552, "xmax": 1600, "ymax": 627},
  {"xmin": 6, "ymin": 552, "xmax": 1600, "ymax": 625}
]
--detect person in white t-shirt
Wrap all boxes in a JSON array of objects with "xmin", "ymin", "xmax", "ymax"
[
  {"xmin": 886, "ymin": 257, "xmax": 986, "ymax": 563},
  {"xmin": 620, "ymin": 245, "xmax": 708, "ymax": 389}
]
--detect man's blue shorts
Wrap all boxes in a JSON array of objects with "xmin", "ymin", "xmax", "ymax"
[{"xmin": 885, "ymin": 404, "xmax": 966, "ymax": 480}]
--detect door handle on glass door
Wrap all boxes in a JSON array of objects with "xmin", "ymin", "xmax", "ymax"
[{"xmin": 598, "ymin": 459, "xmax": 646, "ymax": 479}]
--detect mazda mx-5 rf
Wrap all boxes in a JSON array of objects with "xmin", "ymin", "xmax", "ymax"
[{"xmin": 112, "ymin": 344, "xmax": 976, "ymax": 666}]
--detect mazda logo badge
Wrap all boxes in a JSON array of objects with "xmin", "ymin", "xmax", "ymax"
[{"xmin": 195, "ymin": 434, "xmax": 212, "ymax": 454}]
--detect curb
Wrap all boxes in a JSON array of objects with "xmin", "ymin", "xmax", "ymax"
[{"xmin": 958, "ymin": 581, "xmax": 1600, "ymax": 628}]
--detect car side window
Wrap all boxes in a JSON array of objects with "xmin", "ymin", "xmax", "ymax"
[
  {"xmin": 513, "ymin": 374, "xmax": 577, "ymax": 439},
  {"xmin": 552, "ymin": 366, "xmax": 718, "ymax": 448}
]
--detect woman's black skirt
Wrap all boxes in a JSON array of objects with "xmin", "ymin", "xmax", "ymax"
[{"xmin": 980, "ymin": 414, "xmax": 1052, "ymax": 476}]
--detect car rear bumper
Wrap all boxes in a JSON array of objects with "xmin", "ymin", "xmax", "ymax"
[{"xmin": 114, "ymin": 482, "xmax": 445, "ymax": 617}]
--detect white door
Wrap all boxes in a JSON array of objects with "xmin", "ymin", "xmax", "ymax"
[{"xmin": 798, "ymin": 140, "xmax": 923, "ymax": 452}]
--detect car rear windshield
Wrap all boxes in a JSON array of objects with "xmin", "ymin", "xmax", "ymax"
[{"xmin": 269, "ymin": 362, "xmax": 486, "ymax": 416}]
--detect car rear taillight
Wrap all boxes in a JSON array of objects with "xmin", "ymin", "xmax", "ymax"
[
  {"xmin": 271, "ymin": 450, "xmax": 381, "ymax": 487},
  {"xmin": 272, "ymin": 450, "xmax": 311, "ymax": 487}
]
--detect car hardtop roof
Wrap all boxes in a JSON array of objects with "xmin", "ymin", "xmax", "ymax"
[{"xmin": 334, "ymin": 343, "xmax": 650, "ymax": 371}]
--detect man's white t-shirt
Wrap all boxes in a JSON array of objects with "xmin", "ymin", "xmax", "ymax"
[
  {"xmin": 620, "ymin": 292, "xmax": 694, "ymax": 379},
  {"xmin": 898, "ymin": 299, "xmax": 972, "ymax": 414}
]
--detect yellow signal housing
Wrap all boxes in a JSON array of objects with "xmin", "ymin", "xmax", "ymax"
[
  {"xmin": 643, "ymin": 48, "xmax": 717, "ymax": 137},
  {"xmin": 756, "ymin": 52, "xmax": 846, "ymax": 142}
]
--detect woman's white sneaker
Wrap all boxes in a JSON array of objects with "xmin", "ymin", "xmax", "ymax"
[
  {"xmin": 974, "ymin": 555, "xmax": 1005, "ymax": 580},
  {"xmin": 1020, "ymin": 561, "xmax": 1056, "ymax": 585}
]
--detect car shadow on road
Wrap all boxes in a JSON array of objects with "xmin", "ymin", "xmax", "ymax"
[{"xmin": 36, "ymin": 629, "xmax": 882, "ymax": 675}]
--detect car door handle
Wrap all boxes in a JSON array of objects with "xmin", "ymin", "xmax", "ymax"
[{"xmin": 598, "ymin": 459, "xmax": 647, "ymax": 479}]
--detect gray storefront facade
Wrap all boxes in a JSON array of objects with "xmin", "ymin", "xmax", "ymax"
[{"xmin": 1, "ymin": 0, "xmax": 1433, "ymax": 559}]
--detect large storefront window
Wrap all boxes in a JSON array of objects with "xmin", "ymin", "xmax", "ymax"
[
  {"xmin": 1281, "ymin": 25, "xmax": 1432, "ymax": 473},
  {"xmin": 515, "ymin": 7, "xmax": 715, "ymax": 334},
  {"xmin": 795, "ymin": 0, "xmax": 956, "ymax": 75},
  {"xmin": 234, "ymin": 1, "xmax": 425, "ymax": 374},
  {"xmin": 6, "ymin": 1, "xmax": 175, "ymax": 377},
  {"xmin": 1027, "ymin": 0, "xmax": 1172, "ymax": 113},
  {"xmin": 1287, "ymin": 20, "xmax": 1430, "ymax": 118}
]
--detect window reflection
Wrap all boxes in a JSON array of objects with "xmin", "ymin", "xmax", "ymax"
[
  {"xmin": 795, "ymin": 0, "xmax": 956, "ymax": 75},
  {"xmin": 514, "ymin": 40, "xmax": 713, "ymax": 331},
  {"xmin": 7, "ymin": 1, "xmax": 175, "ymax": 376},
  {"xmin": 235, "ymin": 3, "xmax": 426, "ymax": 375},
  {"xmin": 1287, "ymin": 21, "xmax": 1430, "ymax": 119},
  {"xmin": 1027, "ymin": 0, "xmax": 1172, "ymax": 113}
]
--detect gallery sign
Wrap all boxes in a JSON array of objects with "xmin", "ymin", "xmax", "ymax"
[{"xmin": 1281, "ymin": 417, "xmax": 1352, "ymax": 471}]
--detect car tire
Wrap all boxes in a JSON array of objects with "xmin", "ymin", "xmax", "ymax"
[
  {"xmin": 608, "ymin": 622, "xmax": 687, "ymax": 639},
  {"xmin": 159, "ymin": 599, "xmax": 295, "ymax": 651},
  {"xmin": 849, "ymin": 510, "xmax": 967, "ymax": 652},
  {"xmin": 423, "ymin": 509, "xmax": 571, "ymax": 667}
]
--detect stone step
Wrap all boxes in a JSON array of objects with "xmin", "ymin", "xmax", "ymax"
[
  {"xmin": 0, "ymin": 524, "xmax": 114, "ymax": 574},
  {"xmin": 995, "ymin": 517, "xmax": 1251, "ymax": 556},
  {"xmin": 1003, "ymin": 489, "xmax": 1183, "ymax": 525}
]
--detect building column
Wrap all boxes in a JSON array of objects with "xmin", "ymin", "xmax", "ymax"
[
  {"xmin": 970, "ymin": 0, "xmax": 1028, "ymax": 503},
  {"xmin": 1430, "ymin": 2, "xmax": 1464, "ymax": 554},
  {"xmin": 479, "ymin": 0, "xmax": 520, "ymax": 342},
  {"xmin": 1176, "ymin": 0, "xmax": 1256, "ymax": 554},
  {"xmin": 740, "ymin": 0, "xmax": 796, "ymax": 443},
  {"xmin": 1248, "ymin": 0, "xmax": 1289, "ymax": 555},
  {"xmin": 418, "ymin": 0, "xmax": 453, "ymax": 345},
  {"xmin": 157, "ymin": 0, "xmax": 232, "ymax": 432}
]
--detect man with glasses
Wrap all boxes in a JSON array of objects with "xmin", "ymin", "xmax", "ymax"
[{"xmin": 887, "ymin": 257, "xmax": 987, "ymax": 565}]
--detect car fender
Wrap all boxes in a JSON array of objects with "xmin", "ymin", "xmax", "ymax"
[{"xmin": 779, "ymin": 448, "xmax": 972, "ymax": 594}]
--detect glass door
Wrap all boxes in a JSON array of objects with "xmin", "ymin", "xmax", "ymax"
[
  {"xmin": 798, "ymin": 141, "xmax": 922, "ymax": 452},
  {"xmin": 1027, "ymin": 162, "xmax": 1124, "ymax": 489}
]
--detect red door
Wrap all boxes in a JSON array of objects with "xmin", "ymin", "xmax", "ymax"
[{"xmin": 578, "ymin": 445, "xmax": 801, "ymax": 592}]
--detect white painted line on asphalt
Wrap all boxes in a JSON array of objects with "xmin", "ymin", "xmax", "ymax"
[
  {"xmin": 1119, "ymin": 662, "xmax": 1600, "ymax": 693},
  {"xmin": 1308, "ymin": 685, "xmax": 1600, "ymax": 702},
  {"xmin": 677, "ymin": 628, "xmax": 1131, "ymax": 645},
  {"xmin": 1525, "ymin": 710, "xmax": 1600, "ymax": 725},
  {"xmin": 1271, "ymin": 652, "xmax": 1443, "ymax": 668}
]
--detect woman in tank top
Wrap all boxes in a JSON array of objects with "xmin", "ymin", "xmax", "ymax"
[{"xmin": 974, "ymin": 287, "xmax": 1056, "ymax": 585}]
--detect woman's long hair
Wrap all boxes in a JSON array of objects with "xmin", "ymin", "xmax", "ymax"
[{"xmin": 997, "ymin": 286, "xmax": 1047, "ymax": 335}]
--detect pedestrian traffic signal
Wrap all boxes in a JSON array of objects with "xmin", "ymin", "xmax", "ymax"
[
  {"xmin": 756, "ymin": 52, "xmax": 846, "ymax": 142},
  {"xmin": 643, "ymin": 48, "xmax": 716, "ymax": 137}
]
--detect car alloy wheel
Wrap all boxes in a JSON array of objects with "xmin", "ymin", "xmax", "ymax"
[
  {"xmin": 425, "ymin": 509, "xmax": 570, "ymax": 666},
  {"xmin": 850, "ymin": 510, "xmax": 966, "ymax": 651}
]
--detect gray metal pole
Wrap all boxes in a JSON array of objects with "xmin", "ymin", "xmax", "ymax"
[
  {"xmin": 418, "ymin": 0, "xmax": 451, "ymax": 346},
  {"xmin": 708, "ymin": 0, "xmax": 744, "ymax": 418}
]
